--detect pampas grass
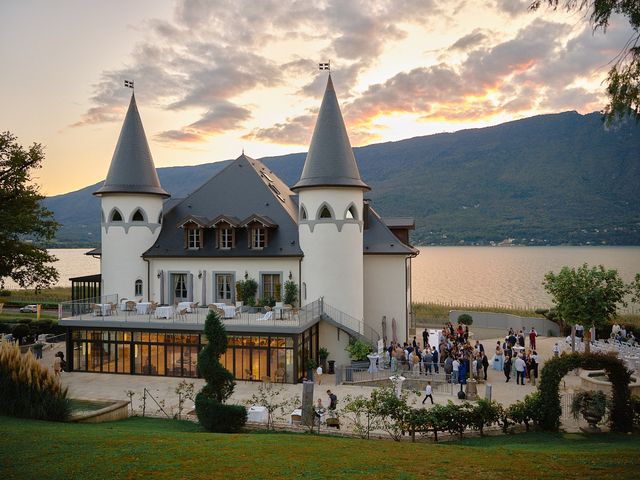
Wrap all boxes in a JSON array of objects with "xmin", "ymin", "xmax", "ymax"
[{"xmin": 0, "ymin": 342, "xmax": 69, "ymax": 420}]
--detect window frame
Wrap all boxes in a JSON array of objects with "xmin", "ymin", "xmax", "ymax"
[
  {"xmin": 134, "ymin": 279, "xmax": 143, "ymax": 297},
  {"xmin": 251, "ymin": 227, "xmax": 266, "ymax": 249},
  {"xmin": 187, "ymin": 228, "xmax": 201, "ymax": 249}
]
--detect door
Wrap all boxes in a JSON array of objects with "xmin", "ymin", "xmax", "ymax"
[
  {"xmin": 172, "ymin": 273, "xmax": 188, "ymax": 303},
  {"xmin": 216, "ymin": 273, "xmax": 234, "ymax": 304}
]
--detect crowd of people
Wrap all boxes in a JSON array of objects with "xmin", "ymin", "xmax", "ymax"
[{"xmin": 383, "ymin": 323, "xmax": 541, "ymax": 386}]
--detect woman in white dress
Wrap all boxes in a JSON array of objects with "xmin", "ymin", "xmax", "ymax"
[{"xmin": 492, "ymin": 340, "xmax": 504, "ymax": 371}]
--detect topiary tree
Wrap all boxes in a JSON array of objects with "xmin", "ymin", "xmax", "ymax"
[
  {"xmin": 537, "ymin": 352, "xmax": 632, "ymax": 432},
  {"xmin": 457, "ymin": 313, "xmax": 473, "ymax": 326},
  {"xmin": 195, "ymin": 310, "xmax": 247, "ymax": 432}
]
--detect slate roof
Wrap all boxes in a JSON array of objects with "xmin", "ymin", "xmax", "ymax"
[
  {"xmin": 144, "ymin": 154, "xmax": 303, "ymax": 258},
  {"xmin": 382, "ymin": 217, "xmax": 416, "ymax": 229},
  {"xmin": 94, "ymin": 93, "xmax": 169, "ymax": 198},
  {"xmin": 364, "ymin": 207, "xmax": 419, "ymax": 256},
  {"xmin": 291, "ymin": 75, "xmax": 370, "ymax": 191}
]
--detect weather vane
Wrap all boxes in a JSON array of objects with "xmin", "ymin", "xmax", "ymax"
[
  {"xmin": 318, "ymin": 61, "xmax": 330, "ymax": 71},
  {"xmin": 124, "ymin": 79, "xmax": 134, "ymax": 90}
]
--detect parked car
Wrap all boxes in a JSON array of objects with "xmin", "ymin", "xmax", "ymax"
[{"xmin": 20, "ymin": 305, "xmax": 38, "ymax": 313}]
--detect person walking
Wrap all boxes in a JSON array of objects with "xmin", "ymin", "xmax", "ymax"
[
  {"xmin": 503, "ymin": 354, "xmax": 512, "ymax": 382},
  {"xmin": 422, "ymin": 382, "xmax": 434, "ymax": 404},
  {"xmin": 515, "ymin": 354, "xmax": 526, "ymax": 385},
  {"xmin": 553, "ymin": 343, "xmax": 560, "ymax": 357},
  {"xmin": 316, "ymin": 365, "xmax": 323, "ymax": 385},
  {"xmin": 327, "ymin": 390, "xmax": 337, "ymax": 411}
]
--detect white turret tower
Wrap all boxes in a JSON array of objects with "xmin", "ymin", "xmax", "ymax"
[
  {"xmin": 292, "ymin": 75, "xmax": 370, "ymax": 321},
  {"xmin": 94, "ymin": 93, "xmax": 169, "ymax": 301}
]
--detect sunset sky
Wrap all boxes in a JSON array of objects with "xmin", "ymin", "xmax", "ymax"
[{"xmin": 0, "ymin": 0, "xmax": 633, "ymax": 196}]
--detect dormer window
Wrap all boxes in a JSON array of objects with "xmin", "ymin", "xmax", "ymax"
[
  {"xmin": 218, "ymin": 227, "xmax": 235, "ymax": 249},
  {"xmin": 251, "ymin": 227, "xmax": 266, "ymax": 249},
  {"xmin": 187, "ymin": 228, "xmax": 201, "ymax": 249}
]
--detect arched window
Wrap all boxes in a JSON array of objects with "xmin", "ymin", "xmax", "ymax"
[
  {"xmin": 345, "ymin": 204, "xmax": 358, "ymax": 220},
  {"xmin": 110, "ymin": 209, "xmax": 123, "ymax": 222},
  {"xmin": 318, "ymin": 203, "xmax": 333, "ymax": 219},
  {"xmin": 300, "ymin": 206, "xmax": 308, "ymax": 220},
  {"xmin": 132, "ymin": 208, "xmax": 145, "ymax": 222},
  {"xmin": 134, "ymin": 279, "xmax": 143, "ymax": 297}
]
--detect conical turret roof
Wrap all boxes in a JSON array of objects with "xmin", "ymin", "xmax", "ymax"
[
  {"xmin": 94, "ymin": 93, "xmax": 169, "ymax": 197},
  {"xmin": 291, "ymin": 75, "xmax": 369, "ymax": 191}
]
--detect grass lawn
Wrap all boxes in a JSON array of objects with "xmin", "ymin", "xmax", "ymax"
[
  {"xmin": 0, "ymin": 312, "xmax": 58, "ymax": 323},
  {"xmin": 1, "ymin": 416, "xmax": 638, "ymax": 479}
]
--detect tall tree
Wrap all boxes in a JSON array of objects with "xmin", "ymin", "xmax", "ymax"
[
  {"xmin": 0, "ymin": 132, "xmax": 58, "ymax": 290},
  {"xmin": 543, "ymin": 264, "xmax": 629, "ymax": 352},
  {"xmin": 530, "ymin": 1, "xmax": 640, "ymax": 124}
]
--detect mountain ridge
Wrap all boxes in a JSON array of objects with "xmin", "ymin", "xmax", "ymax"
[{"xmin": 44, "ymin": 110, "xmax": 640, "ymax": 247}]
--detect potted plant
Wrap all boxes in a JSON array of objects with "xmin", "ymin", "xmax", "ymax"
[
  {"xmin": 319, "ymin": 347, "xmax": 329, "ymax": 371},
  {"xmin": 235, "ymin": 281, "xmax": 243, "ymax": 307},
  {"xmin": 571, "ymin": 390, "xmax": 608, "ymax": 432},
  {"xmin": 305, "ymin": 358, "xmax": 317, "ymax": 381},
  {"xmin": 283, "ymin": 280, "xmax": 298, "ymax": 307},
  {"xmin": 346, "ymin": 338, "xmax": 372, "ymax": 369}
]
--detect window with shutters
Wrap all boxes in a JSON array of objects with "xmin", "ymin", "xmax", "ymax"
[
  {"xmin": 187, "ymin": 228, "xmax": 201, "ymax": 249},
  {"xmin": 251, "ymin": 227, "xmax": 266, "ymax": 249}
]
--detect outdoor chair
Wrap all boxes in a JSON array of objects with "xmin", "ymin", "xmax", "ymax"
[
  {"xmin": 109, "ymin": 303, "xmax": 117, "ymax": 316},
  {"xmin": 190, "ymin": 302, "xmax": 199, "ymax": 311},
  {"xmin": 274, "ymin": 368, "xmax": 285, "ymax": 383},
  {"xmin": 256, "ymin": 311, "xmax": 274, "ymax": 322},
  {"xmin": 291, "ymin": 414, "xmax": 302, "ymax": 425},
  {"xmin": 149, "ymin": 303, "xmax": 158, "ymax": 315},
  {"xmin": 245, "ymin": 369, "xmax": 255, "ymax": 381},
  {"xmin": 176, "ymin": 308, "xmax": 188, "ymax": 321},
  {"xmin": 90, "ymin": 303, "xmax": 99, "ymax": 316},
  {"xmin": 125, "ymin": 300, "xmax": 136, "ymax": 312}
]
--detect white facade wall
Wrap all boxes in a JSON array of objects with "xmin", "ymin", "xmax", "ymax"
[
  {"xmin": 298, "ymin": 188, "xmax": 364, "ymax": 321},
  {"xmin": 363, "ymin": 255, "xmax": 409, "ymax": 345},
  {"xmin": 100, "ymin": 194, "xmax": 163, "ymax": 300},
  {"xmin": 149, "ymin": 257, "xmax": 300, "ymax": 306},
  {"xmin": 318, "ymin": 321, "xmax": 351, "ymax": 367}
]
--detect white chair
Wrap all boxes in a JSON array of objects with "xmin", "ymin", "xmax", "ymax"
[{"xmin": 256, "ymin": 311, "xmax": 274, "ymax": 322}]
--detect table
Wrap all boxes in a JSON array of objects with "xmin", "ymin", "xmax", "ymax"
[
  {"xmin": 221, "ymin": 305, "xmax": 236, "ymax": 318},
  {"xmin": 155, "ymin": 306, "xmax": 173, "ymax": 319},
  {"xmin": 367, "ymin": 354, "xmax": 380, "ymax": 373},
  {"xmin": 94, "ymin": 304, "xmax": 111, "ymax": 316},
  {"xmin": 274, "ymin": 306, "xmax": 292, "ymax": 319},
  {"xmin": 177, "ymin": 301, "xmax": 192, "ymax": 313},
  {"xmin": 289, "ymin": 408, "xmax": 302, "ymax": 425},
  {"xmin": 136, "ymin": 302, "xmax": 152, "ymax": 314},
  {"xmin": 247, "ymin": 406, "xmax": 268, "ymax": 423}
]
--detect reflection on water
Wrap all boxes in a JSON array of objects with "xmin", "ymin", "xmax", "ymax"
[
  {"xmin": 2, "ymin": 247, "xmax": 639, "ymax": 313},
  {"xmin": 1, "ymin": 249, "xmax": 100, "ymax": 289},
  {"xmin": 412, "ymin": 246, "xmax": 640, "ymax": 311}
]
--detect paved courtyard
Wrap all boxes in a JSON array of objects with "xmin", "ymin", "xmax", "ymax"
[{"xmin": 36, "ymin": 335, "xmax": 583, "ymax": 424}]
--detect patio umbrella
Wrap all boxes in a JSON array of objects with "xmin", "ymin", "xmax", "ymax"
[
  {"xmin": 201, "ymin": 271, "xmax": 207, "ymax": 305},
  {"xmin": 391, "ymin": 317, "xmax": 398, "ymax": 345},
  {"xmin": 159, "ymin": 270, "xmax": 165, "ymax": 305},
  {"xmin": 381, "ymin": 315, "xmax": 388, "ymax": 347}
]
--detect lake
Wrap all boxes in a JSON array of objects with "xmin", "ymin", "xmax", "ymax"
[{"xmin": 4, "ymin": 247, "xmax": 640, "ymax": 312}]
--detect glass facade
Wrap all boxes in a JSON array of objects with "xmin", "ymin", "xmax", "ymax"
[{"xmin": 69, "ymin": 325, "xmax": 318, "ymax": 384}]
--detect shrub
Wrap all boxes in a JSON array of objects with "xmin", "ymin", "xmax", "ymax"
[
  {"xmin": 195, "ymin": 310, "xmax": 247, "ymax": 432},
  {"xmin": 632, "ymin": 395, "xmax": 640, "ymax": 429},
  {"xmin": 537, "ymin": 352, "xmax": 632, "ymax": 432},
  {"xmin": 235, "ymin": 279, "xmax": 258, "ymax": 306},
  {"xmin": 11, "ymin": 323, "xmax": 31, "ymax": 343},
  {"xmin": 571, "ymin": 390, "xmax": 608, "ymax": 422},
  {"xmin": 507, "ymin": 392, "xmax": 540, "ymax": 431},
  {"xmin": 283, "ymin": 280, "xmax": 298, "ymax": 306},
  {"xmin": 346, "ymin": 338, "xmax": 372, "ymax": 361},
  {"xmin": 457, "ymin": 314, "xmax": 473, "ymax": 326},
  {"xmin": 0, "ymin": 342, "xmax": 69, "ymax": 420},
  {"xmin": 195, "ymin": 397, "xmax": 247, "ymax": 433},
  {"xmin": 468, "ymin": 399, "xmax": 502, "ymax": 436}
]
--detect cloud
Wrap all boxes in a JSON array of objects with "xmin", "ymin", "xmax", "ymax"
[
  {"xmin": 448, "ymin": 29, "xmax": 492, "ymax": 51},
  {"xmin": 494, "ymin": 0, "xmax": 531, "ymax": 17}
]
